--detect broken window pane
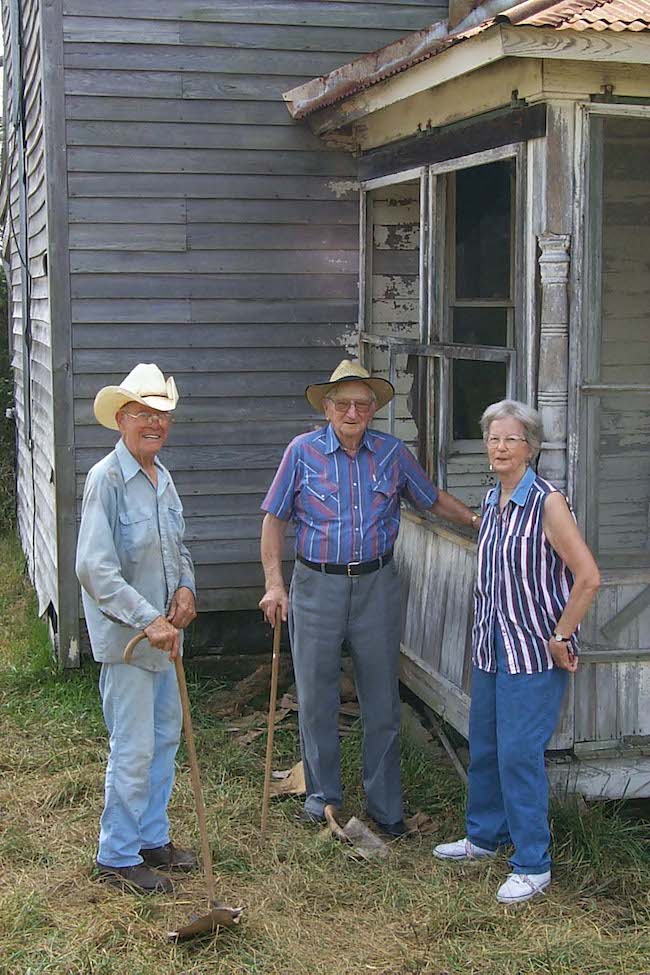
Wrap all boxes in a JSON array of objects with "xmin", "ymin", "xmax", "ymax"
[{"xmin": 453, "ymin": 361, "xmax": 507, "ymax": 441}]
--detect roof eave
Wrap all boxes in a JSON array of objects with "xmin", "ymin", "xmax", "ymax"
[{"xmin": 285, "ymin": 23, "xmax": 650, "ymax": 139}]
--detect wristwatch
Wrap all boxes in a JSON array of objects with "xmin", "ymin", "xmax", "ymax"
[{"xmin": 552, "ymin": 631, "xmax": 570, "ymax": 643}]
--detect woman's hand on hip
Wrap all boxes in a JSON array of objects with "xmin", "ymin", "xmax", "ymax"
[{"xmin": 548, "ymin": 637, "xmax": 578, "ymax": 672}]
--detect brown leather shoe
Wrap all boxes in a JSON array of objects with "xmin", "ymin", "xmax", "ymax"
[
  {"xmin": 96, "ymin": 863, "xmax": 173, "ymax": 895},
  {"xmin": 140, "ymin": 841, "xmax": 197, "ymax": 873}
]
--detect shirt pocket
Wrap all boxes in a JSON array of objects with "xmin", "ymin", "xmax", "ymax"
[
  {"xmin": 503, "ymin": 527, "xmax": 534, "ymax": 567},
  {"xmin": 371, "ymin": 468, "xmax": 400, "ymax": 516},
  {"xmin": 302, "ymin": 476, "xmax": 339, "ymax": 520},
  {"xmin": 165, "ymin": 502, "xmax": 185, "ymax": 544},
  {"xmin": 118, "ymin": 508, "xmax": 154, "ymax": 558}
]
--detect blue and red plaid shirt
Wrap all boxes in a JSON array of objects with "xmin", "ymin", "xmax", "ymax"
[{"xmin": 262, "ymin": 424, "xmax": 438, "ymax": 564}]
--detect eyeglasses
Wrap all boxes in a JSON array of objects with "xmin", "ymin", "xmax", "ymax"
[
  {"xmin": 121, "ymin": 411, "xmax": 174, "ymax": 426},
  {"xmin": 485, "ymin": 435, "xmax": 527, "ymax": 448},
  {"xmin": 328, "ymin": 399, "xmax": 374, "ymax": 415}
]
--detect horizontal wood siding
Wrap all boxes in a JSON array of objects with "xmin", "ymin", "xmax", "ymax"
[
  {"xmin": 3, "ymin": 0, "xmax": 58, "ymax": 617},
  {"xmin": 65, "ymin": 0, "xmax": 447, "ymax": 612},
  {"xmin": 397, "ymin": 513, "xmax": 574, "ymax": 749}
]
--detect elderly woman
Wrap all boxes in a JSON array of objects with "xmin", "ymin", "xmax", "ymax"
[{"xmin": 434, "ymin": 400, "xmax": 600, "ymax": 904}]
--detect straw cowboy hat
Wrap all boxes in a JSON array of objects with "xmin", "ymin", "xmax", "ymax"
[
  {"xmin": 93, "ymin": 363, "xmax": 179, "ymax": 431},
  {"xmin": 305, "ymin": 359, "xmax": 394, "ymax": 413}
]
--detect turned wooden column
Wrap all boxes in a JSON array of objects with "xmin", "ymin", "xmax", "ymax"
[{"xmin": 537, "ymin": 232, "xmax": 570, "ymax": 490}]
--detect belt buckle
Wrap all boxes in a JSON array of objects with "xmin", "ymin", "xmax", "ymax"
[{"xmin": 347, "ymin": 560, "xmax": 362, "ymax": 577}]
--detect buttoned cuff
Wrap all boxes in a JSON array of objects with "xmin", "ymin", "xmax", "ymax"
[
  {"xmin": 128, "ymin": 602, "xmax": 162, "ymax": 632},
  {"xmin": 178, "ymin": 575, "xmax": 196, "ymax": 596}
]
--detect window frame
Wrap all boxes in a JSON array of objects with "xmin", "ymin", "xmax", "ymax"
[
  {"xmin": 577, "ymin": 103, "xmax": 650, "ymax": 568},
  {"xmin": 359, "ymin": 143, "xmax": 527, "ymax": 491}
]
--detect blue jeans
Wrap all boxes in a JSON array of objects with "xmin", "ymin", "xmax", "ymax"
[
  {"xmin": 466, "ymin": 626, "xmax": 568, "ymax": 874},
  {"xmin": 97, "ymin": 662, "xmax": 182, "ymax": 868}
]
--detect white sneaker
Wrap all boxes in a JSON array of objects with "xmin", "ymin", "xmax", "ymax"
[
  {"xmin": 433, "ymin": 837, "xmax": 497, "ymax": 861},
  {"xmin": 496, "ymin": 871, "xmax": 551, "ymax": 904}
]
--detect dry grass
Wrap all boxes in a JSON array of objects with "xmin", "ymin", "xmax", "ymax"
[{"xmin": 2, "ymin": 534, "xmax": 650, "ymax": 975}]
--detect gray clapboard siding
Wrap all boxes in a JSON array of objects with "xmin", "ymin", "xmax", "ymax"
[
  {"xmin": 4, "ymin": 0, "xmax": 448, "ymax": 637},
  {"xmin": 66, "ymin": 120, "xmax": 329, "ymax": 151},
  {"xmin": 61, "ymin": 1, "xmax": 446, "ymax": 28},
  {"xmin": 63, "ymin": 17, "xmax": 414, "ymax": 52},
  {"xmin": 3, "ymin": 0, "xmax": 58, "ymax": 618},
  {"xmin": 65, "ymin": 96, "xmax": 296, "ymax": 124},
  {"xmin": 72, "ymin": 324, "xmax": 356, "ymax": 350},
  {"xmin": 68, "ymin": 173, "xmax": 361, "ymax": 199},
  {"xmin": 68, "ymin": 199, "xmax": 359, "ymax": 224},
  {"xmin": 76, "ymin": 419, "xmax": 320, "ymax": 448},
  {"xmin": 69, "ymin": 274, "xmax": 359, "ymax": 300},
  {"xmin": 69, "ymin": 250, "xmax": 359, "ymax": 275},
  {"xmin": 71, "ymin": 299, "xmax": 358, "ymax": 324}
]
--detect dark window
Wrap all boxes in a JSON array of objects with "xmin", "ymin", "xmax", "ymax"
[{"xmin": 449, "ymin": 160, "xmax": 514, "ymax": 439}]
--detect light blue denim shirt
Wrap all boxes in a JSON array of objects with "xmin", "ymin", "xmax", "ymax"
[{"xmin": 76, "ymin": 438, "xmax": 196, "ymax": 671}]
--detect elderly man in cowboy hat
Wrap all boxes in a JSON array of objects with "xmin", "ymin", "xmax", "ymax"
[
  {"xmin": 260, "ymin": 360, "xmax": 479, "ymax": 836},
  {"xmin": 76, "ymin": 363, "xmax": 197, "ymax": 894}
]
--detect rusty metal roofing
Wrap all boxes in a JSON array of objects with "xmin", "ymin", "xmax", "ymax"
[
  {"xmin": 518, "ymin": 0, "xmax": 650, "ymax": 30},
  {"xmin": 283, "ymin": 0, "xmax": 650, "ymax": 119}
]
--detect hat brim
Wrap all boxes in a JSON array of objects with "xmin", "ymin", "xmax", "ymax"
[
  {"xmin": 93, "ymin": 387, "xmax": 178, "ymax": 430},
  {"xmin": 305, "ymin": 375, "xmax": 395, "ymax": 413}
]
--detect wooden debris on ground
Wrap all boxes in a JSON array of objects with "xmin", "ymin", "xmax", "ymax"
[
  {"xmin": 269, "ymin": 761, "xmax": 306, "ymax": 797},
  {"xmin": 404, "ymin": 811, "xmax": 437, "ymax": 835},
  {"xmin": 209, "ymin": 659, "xmax": 294, "ymax": 718}
]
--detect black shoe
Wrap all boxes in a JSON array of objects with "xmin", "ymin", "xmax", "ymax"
[
  {"xmin": 370, "ymin": 817, "xmax": 410, "ymax": 839},
  {"xmin": 295, "ymin": 808, "xmax": 326, "ymax": 826},
  {"xmin": 96, "ymin": 863, "xmax": 173, "ymax": 895},
  {"xmin": 140, "ymin": 841, "xmax": 197, "ymax": 873}
]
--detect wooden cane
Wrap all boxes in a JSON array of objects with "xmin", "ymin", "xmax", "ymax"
[
  {"xmin": 260, "ymin": 606, "xmax": 282, "ymax": 842},
  {"xmin": 123, "ymin": 633, "xmax": 217, "ymax": 904}
]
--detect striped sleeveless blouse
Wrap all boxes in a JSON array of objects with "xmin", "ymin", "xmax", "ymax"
[{"xmin": 472, "ymin": 466, "xmax": 576, "ymax": 675}]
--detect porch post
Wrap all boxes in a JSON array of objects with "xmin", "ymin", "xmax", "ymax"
[{"xmin": 537, "ymin": 232, "xmax": 570, "ymax": 490}]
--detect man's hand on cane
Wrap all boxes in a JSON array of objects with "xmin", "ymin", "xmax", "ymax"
[
  {"xmin": 168, "ymin": 586, "xmax": 197, "ymax": 629},
  {"xmin": 144, "ymin": 616, "xmax": 181, "ymax": 660},
  {"xmin": 259, "ymin": 585, "xmax": 288, "ymax": 627}
]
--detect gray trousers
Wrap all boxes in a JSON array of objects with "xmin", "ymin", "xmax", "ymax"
[{"xmin": 288, "ymin": 557, "xmax": 403, "ymax": 824}]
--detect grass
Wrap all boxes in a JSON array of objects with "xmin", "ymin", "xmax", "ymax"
[{"xmin": 2, "ymin": 534, "xmax": 650, "ymax": 974}]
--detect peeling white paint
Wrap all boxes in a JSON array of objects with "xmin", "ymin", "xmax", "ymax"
[{"xmin": 327, "ymin": 179, "xmax": 360, "ymax": 199}]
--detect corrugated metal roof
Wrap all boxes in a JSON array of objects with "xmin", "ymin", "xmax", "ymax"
[
  {"xmin": 284, "ymin": 0, "xmax": 650, "ymax": 119},
  {"xmin": 520, "ymin": 0, "xmax": 650, "ymax": 30}
]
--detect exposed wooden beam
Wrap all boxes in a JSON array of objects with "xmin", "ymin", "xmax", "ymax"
[{"xmin": 500, "ymin": 24, "xmax": 650, "ymax": 64}]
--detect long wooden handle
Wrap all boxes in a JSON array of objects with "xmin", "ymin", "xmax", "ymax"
[
  {"xmin": 123, "ymin": 631, "xmax": 216, "ymax": 904},
  {"xmin": 260, "ymin": 607, "xmax": 282, "ymax": 841},
  {"xmin": 174, "ymin": 653, "xmax": 216, "ymax": 904}
]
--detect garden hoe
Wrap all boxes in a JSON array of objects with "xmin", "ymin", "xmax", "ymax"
[
  {"xmin": 124, "ymin": 632, "xmax": 243, "ymax": 942},
  {"xmin": 260, "ymin": 606, "xmax": 283, "ymax": 842}
]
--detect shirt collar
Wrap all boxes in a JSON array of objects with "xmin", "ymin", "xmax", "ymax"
[
  {"xmin": 324, "ymin": 424, "xmax": 376, "ymax": 455},
  {"xmin": 115, "ymin": 437, "xmax": 165, "ymax": 486},
  {"xmin": 485, "ymin": 465, "xmax": 536, "ymax": 508}
]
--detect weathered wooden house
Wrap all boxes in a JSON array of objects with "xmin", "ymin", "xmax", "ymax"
[
  {"xmin": 3, "ymin": 0, "xmax": 650, "ymax": 798},
  {"xmin": 284, "ymin": 0, "xmax": 650, "ymax": 797},
  {"xmin": 1, "ymin": 0, "xmax": 447, "ymax": 664}
]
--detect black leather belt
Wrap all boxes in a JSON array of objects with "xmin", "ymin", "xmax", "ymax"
[{"xmin": 297, "ymin": 551, "xmax": 393, "ymax": 577}]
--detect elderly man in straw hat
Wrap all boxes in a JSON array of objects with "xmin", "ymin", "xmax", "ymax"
[
  {"xmin": 76, "ymin": 363, "xmax": 197, "ymax": 894},
  {"xmin": 260, "ymin": 360, "xmax": 479, "ymax": 836}
]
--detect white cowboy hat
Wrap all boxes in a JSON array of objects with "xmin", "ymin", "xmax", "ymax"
[
  {"xmin": 93, "ymin": 363, "xmax": 179, "ymax": 430},
  {"xmin": 305, "ymin": 359, "xmax": 394, "ymax": 413}
]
